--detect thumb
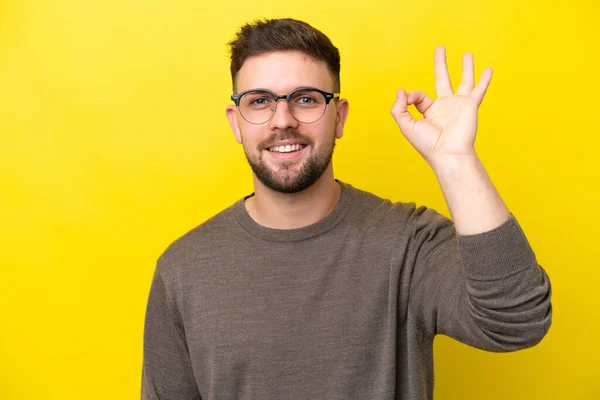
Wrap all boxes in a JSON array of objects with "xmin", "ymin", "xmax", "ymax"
[{"xmin": 390, "ymin": 89, "xmax": 417, "ymax": 139}]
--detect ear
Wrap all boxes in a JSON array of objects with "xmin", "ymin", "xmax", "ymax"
[
  {"xmin": 226, "ymin": 105, "xmax": 243, "ymax": 144},
  {"xmin": 334, "ymin": 99, "xmax": 349, "ymax": 139}
]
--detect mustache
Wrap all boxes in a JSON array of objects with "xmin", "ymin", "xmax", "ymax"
[{"xmin": 259, "ymin": 129, "xmax": 313, "ymax": 149}]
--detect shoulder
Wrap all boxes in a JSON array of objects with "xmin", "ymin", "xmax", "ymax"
[
  {"xmin": 344, "ymin": 182, "xmax": 452, "ymax": 234},
  {"xmin": 154, "ymin": 200, "xmax": 242, "ymax": 278}
]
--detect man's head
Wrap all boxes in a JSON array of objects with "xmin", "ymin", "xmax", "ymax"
[{"xmin": 225, "ymin": 18, "xmax": 349, "ymax": 194}]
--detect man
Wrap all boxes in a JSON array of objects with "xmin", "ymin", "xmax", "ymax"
[{"xmin": 142, "ymin": 18, "xmax": 552, "ymax": 400}]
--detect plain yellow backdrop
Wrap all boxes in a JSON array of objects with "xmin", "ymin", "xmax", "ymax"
[{"xmin": 1, "ymin": 0, "xmax": 598, "ymax": 398}]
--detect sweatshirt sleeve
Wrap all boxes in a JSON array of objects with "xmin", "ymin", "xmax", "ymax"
[
  {"xmin": 141, "ymin": 267, "xmax": 202, "ymax": 399},
  {"xmin": 406, "ymin": 205, "xmax": 552, "ymax": 351}
]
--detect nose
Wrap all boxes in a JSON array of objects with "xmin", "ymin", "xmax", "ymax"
[{"xmin": 268, "ymin": 99, "xmax": 299, "ymax": 130}]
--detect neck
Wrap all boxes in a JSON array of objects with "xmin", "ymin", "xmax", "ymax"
[{"xmin": 245, "ymin": 165, "xmax": 341, "ymax": 230}]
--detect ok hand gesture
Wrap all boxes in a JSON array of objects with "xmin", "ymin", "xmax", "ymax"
[{"xmin": 391, "ymin": 46, "xmax": 493, "ymax": 170}]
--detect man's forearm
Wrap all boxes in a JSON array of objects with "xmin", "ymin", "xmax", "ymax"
[{"xmin": 432, "ymin": 155, "xmax": 510, "ymax": 236}]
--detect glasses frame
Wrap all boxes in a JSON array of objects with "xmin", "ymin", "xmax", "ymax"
[{"xmin": 231, "ymin": 87, "xmax": 340, "ymax": 125}]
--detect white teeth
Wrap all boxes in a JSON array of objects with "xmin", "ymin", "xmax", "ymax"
[{"xmin": 270, "ymin": 144, "xmax": 303, "ymax": 153}]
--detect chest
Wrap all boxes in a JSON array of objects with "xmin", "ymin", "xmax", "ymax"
[{"xmin": 178, "ymin": 238, "xmax": 402, "ymax": 396}]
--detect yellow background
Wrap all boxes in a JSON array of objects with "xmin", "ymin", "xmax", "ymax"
[{"xmin": 1, "ymin": 0, "xmax": 598, "ymax": 398}]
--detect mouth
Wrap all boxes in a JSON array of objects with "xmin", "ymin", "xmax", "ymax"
[
  {"xmin": 264, "ymin": 143, "xmax": 309, "ymax": 160},
  {"xmin": 267, "ymin": 143, "xmax": 308, "ymax": 153}
]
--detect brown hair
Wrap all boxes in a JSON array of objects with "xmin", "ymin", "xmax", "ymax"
[{"xmin": 228, "ymin": 18, "xmax": 341, "ymax": 93}]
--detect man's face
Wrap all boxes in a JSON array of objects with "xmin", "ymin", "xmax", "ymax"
[{"xmin": 226, "ymin": 51, "xmax": 348, "ymax": 193}]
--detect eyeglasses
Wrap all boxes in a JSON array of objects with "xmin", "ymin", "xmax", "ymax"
[{"xmin": 231, "ymin": 87, "xmax": 340, "ymax": 125}]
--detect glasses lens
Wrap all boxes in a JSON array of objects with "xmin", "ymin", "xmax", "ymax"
[
  {"xmin": 289, "ymin": 90, "xmax": 327, "ymax": 123},
  {"xmin": 239, "ymin": 90, "xmax": 276, "ymax": 124}
]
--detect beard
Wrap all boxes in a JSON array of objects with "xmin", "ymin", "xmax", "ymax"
[{"xmin": 242, "ymin": 128, "xmax": 336, "ymax": 194}]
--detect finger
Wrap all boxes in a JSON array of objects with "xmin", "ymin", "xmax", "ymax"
[
  {"xmin": 434, "ymin": 46, "xmax": 453, "ymax": 98},
  {"xmin": 391, "ymin": 89, "xmax": 417, "ymax": 139},
  {"xmin": 457, "ymin": 52, "xmax": 474, "ymax": 95},
  {"xmin": 472, "ymin": 68, "xmax": 493, "ymax": 105},
  {"xmin": 406, "ymin": 90, "xmax": 434, "ymax": 115}
]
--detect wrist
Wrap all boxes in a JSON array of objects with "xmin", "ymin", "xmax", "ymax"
[{"xmin": 430, "ymin": 153, "xmax": 482, "ymax": 180}]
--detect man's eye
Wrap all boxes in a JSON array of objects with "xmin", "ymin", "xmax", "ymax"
[
  {"xmin": 250, "ymin": 98, "xmax": 270, "ymax": 106},
  {"xmin": 297, "ymin": 96, "xmax": 315, "ymax": 104}
]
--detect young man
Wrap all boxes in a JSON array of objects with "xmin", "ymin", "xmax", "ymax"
[{"xmin": 142, "ymin": 18, "xmax": 552, "ymax": 400}]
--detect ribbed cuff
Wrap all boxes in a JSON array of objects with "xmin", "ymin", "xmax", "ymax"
[{"xmin": 457, "ymin": 214, "xmax": 538, "ymax": 281}]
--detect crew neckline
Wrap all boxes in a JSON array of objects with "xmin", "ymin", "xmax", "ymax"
[{"xmin": 233, "ymin": 180, "xmax": 355, "ymax": 242}]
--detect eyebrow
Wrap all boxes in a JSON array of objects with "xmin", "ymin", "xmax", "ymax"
[{"xmin": 235, "ymin": 86, "xmax": 328, "ymax": 95}]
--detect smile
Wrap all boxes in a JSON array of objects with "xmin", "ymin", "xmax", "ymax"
[{"xmin": 268, "ymin": 144, "xmax": 308, "ymax": 153}]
